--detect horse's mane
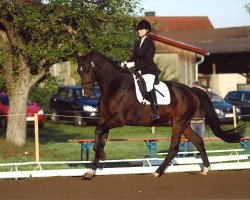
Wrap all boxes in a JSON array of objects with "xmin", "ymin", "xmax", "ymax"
[{"xmin": 89, "ymin": 51, "xmax": 122, "ymax": 70}]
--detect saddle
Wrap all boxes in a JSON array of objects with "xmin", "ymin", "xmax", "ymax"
[
  {"xmin": 130, "ymin": 72, "xmax": 170, "ymax": 125},
  {"xmin": 133, "ymin": 72, "xmax": 170, "ymax": 105}
]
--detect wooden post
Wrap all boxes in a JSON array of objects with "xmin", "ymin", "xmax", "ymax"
[
  {"xmin": 152, "ymin": 126, "xmax": 155, "ymax": 134},
  {"xmin": 34, "ymin": 113, "xmax": 40, "ymax": 162},
  {"xmin": 233, "ymin": 106, "xmax": 237, "ymax": 128}
]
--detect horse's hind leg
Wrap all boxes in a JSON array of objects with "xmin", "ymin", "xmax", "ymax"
[
  {"xmin": 154, "ymin": 134, "xmax": 180, "ymax": 177},
  {"xmin": 183, "ymin": 126, "xmax": 211, "ymax": 175},
  {"xmin": 154, "ymin": 114, "xmax": 198, "ymax": 177},
  {"xmin": 154, "ymin": 120, "xmax": 184, "ymax": 177}
]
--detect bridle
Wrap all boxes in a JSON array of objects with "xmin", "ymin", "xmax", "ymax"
[{"xmin": 79, "ymin": 61, "xmax": 100, "ymax": 95}]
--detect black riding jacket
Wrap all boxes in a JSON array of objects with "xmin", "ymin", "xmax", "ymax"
[{"xmin": 128, "ymin": 36, "xmax": 161, "ymax": 76}]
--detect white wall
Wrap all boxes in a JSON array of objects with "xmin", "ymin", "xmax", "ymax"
[
  {"xmin": 210, "ymin": 73, "xmax": 246, "ymax": 97},
  {"xmin": 50, "ymin": 61, "xmax": 76, "ymax": 85}
]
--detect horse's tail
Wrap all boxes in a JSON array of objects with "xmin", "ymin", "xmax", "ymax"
[{"xmin": 192, "ymin": 87, "xmax": 245, "ymax": 143}]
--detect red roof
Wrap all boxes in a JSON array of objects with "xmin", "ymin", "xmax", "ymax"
[
  {"xmin": 145, "ymin": 16, "xmax": 214, "ymax": 34},
  {"xmin": 150, "ymin": 34, "xmax": 209, "ymax": 55},
  {"xmin": 154, "ymin": 26, "xmax": 250, "ymax": 54}
]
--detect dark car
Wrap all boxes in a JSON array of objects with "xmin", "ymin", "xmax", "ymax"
[
  {"xmin": 224, "ymin": 90, "xmax": 250, "ymax": 120},
  {"xmin": 50, "ymin": 86, "xmax": 100, "ymax": 126},
  {"xmin": 0, "ymin": 93, "xmax": 45, "ymax": 128},
  {"xmin": 209, "ymin": 92, "xmax": 241, "ymax": 123}
]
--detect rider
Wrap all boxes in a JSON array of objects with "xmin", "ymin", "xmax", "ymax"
[{"xmin": 122, "ymin": 19, "xmax": 161, "ymax": 122}]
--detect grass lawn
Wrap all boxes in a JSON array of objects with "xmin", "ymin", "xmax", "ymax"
[{"xmin": 0, "ymin": 121, "xmax": 249, "ymax": 171}]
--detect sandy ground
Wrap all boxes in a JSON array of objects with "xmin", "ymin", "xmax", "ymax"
[{"xmin": 0, "ymin": 170, "xmax": 250, "ymax": 200}]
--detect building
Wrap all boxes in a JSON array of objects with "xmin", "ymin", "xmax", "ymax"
[{"xmin": 145, "ymin": 16, "xmax": 250, "ymax": 97}]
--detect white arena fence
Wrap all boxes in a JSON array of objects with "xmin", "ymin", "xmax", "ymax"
[
  {"xmin": 0, "ymin": 112, "xmax": 250, "ymax": 179},
  {"xmin": 0, "ymin": 152, "xmax": 250, "ymax": 179}
]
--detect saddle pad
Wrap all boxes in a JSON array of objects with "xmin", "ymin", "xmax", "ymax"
[{"xmin": 133, "ymin": 74, "xmax": 171, "ymax": 105}]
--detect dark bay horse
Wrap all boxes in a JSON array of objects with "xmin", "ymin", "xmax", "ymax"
[{"xmin": 77, "ymin": 51, "xmax": 245, "ymax": 179}]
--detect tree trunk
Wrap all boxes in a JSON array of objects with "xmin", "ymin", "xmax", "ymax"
[
  {"xmin": 1, "ymin": 27, "xmax": 46, "ymax": 146},
  {"xmin": 6, "ymin": 90, "xmax": 29, "ymax": 146},
  {"xmin": 5, "ymin": 65, "xmax": 33, "ymax": 146},
  {"xmin": 5, "ymin": 72, "xmax": 45, "ymax": 145},
  {"xmin": 5, "ymin": 68, "xmax": 44, "ymax": 146}
]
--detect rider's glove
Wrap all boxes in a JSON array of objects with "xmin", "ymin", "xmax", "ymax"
[
  {"xmin": 126, "ymin": 62, "xmax": 135, "ymax": 73},
  {"xmin": 121, "ymin": 61, "xmax": 127, "ymax": 68},
  {"xmin": 126, "ymin": 62, "xmax": 135, "ymax": 68}
]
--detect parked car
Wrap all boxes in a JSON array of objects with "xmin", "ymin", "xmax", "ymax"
[
  {"xmin": 224, "ymin": 90, "xmax": 250, "ymax": 120},
  {"xmin": 209, "ymin": 92, "xmax": 241, "ymax": 123},
  {"xmin": 50, "ymin": 85, "xmax": 100, "ymax": 126},
  {"xmin": 0, "ymin": 93, "xmax": 45, "ymax": 128}
]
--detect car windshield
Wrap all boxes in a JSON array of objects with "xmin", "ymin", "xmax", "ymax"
[
  {"xmin": 76, "ymin": 87, "xmax": 101, "ymax": 99},
  {"xmin": 0, "ymin": 96, "xmax": 9, "ymax": 105},
  {"xmin": 243, "ymin": 92, "xmax": 250, "ymax": 101},
  {"xmin": 211, "ymin": 93, "xmax": 225, "ymax": 103}
]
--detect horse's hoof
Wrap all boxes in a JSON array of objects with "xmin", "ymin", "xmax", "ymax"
[
  {"xmin": 152, "ymin": 172, "xmax": 160, "ymax": 177},
  {"xmin": 201, "ymin": 166, "xmax": 211, "ymax": 175},
  {"xmin": 81, "ymin": 170, "xmax": 94, "ymax": 180}
]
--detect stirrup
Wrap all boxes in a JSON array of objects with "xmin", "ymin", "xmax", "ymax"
[{"xmin": 152, "ymin": 113, "xmax": 160, "ymax": 122}]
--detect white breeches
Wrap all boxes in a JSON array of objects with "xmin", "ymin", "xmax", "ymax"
[{"xmin": 142, "ymin": 74, "xmax": 155, "ymax": 92}]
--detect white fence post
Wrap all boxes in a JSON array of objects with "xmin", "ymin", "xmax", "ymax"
[
  {"xmin": 233, "ymin": 106, "xmax": 237, "ymax": 128},
  {"xmin": 34, "ymin": 114, "xmax": 40, "ymax": 162}
]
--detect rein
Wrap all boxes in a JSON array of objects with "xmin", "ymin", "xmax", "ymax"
[{"xmin": 80, "ymin": 61, "xmax": 102, "ymax": 90}]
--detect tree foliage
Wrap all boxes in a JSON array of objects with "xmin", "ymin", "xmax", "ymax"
[
  {"xmin": 0, "ymin": 0, "xmax": 140, "ymax": 145},
  {"xmin": 1, "ymin": 0, "xmax": 139, "ymax": 73}
]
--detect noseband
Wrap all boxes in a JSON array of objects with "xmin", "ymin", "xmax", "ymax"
[{"xmin": 80, "ymin": 61, "xmax": 100, "ymax": 92}]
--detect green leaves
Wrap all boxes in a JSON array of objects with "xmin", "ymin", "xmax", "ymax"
[{"xmin": 1, "ymin": 0, "xmax": 139, "ymax": 70}]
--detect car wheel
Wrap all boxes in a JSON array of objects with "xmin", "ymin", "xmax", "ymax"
[
  {"xmin": 50, "ymin": 109, "xmax": 60, "ymax": 124},
  {"xmin": 74, "ymin": 112, "xmax": 87, "ymax": 127},
  {"xmin": 0, "ymin": 117, "xmax": 7, "ymax": 129}
]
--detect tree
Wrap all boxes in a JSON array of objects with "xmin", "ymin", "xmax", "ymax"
[{"xmin": 0, "ymin": 0, "xmax": 139, "ymax": 146}]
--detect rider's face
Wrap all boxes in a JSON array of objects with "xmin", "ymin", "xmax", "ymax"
[{"xmin": 137, "ymin": 29, "xmax": 148, "ymax": 38}]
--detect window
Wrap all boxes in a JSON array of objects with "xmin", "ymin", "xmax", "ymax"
[
  {"xmin": 228, "ymin": 92, "xmax": 241, "ymax": 101},
  {"xmin": 58, "ymin": 89, "xmax": 67, "ymax": 99},
  {"xmin": 0, "ymin": 96, "xmax": 9, "ymax": 105},
  {"xmin": 242, "ymin": 92, "xmax": 250, "ymax": 101}
]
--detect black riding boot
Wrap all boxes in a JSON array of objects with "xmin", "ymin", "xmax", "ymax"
[{"xmin": 148, "ymin": 89, "xmax": 160, "ymax": 122}]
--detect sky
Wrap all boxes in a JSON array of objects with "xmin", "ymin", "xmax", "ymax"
[{"xmin": 139, "ymin": 0, "xmax": 250, "ymax": 28}]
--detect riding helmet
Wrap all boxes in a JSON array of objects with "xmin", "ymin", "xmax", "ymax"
[{"xmin": 136, "ymin": 19, "xmax": 152, "ymax": 32}]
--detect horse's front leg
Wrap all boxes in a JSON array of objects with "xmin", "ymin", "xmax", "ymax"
[{"xmin": 82, "ymin": 123, "xmax": 109, "ymax": 180}]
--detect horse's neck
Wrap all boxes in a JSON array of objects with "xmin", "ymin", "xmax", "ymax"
[
  {"xmin": 97, "ymin": 64, "xmax": 133, "ymax": 92},
  {"xmin": 96, "ymin": 60, "xmax": 118, "ymax": 88}
]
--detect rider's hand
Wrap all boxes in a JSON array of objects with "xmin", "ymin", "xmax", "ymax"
[
  {"xmin": 126, "ymin": 62, "xmax": 135, "ymax": 73},
  {"xmin": 126, "ymin": 62, "xmax": 135, "ymax": 68},
  {"xmin": 121, "ymin": 61, "xmax": 127, "ymax": 68}
]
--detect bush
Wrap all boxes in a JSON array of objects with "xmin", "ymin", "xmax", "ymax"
[{"xmin": 29, "ymin": 75, "xmax": 59, "ymax": 120}]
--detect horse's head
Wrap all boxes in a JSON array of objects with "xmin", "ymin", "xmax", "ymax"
[
  {"xmin": 77, "ymin": 56, "xmax": 96, "ymax": 98},
  {"xmin": 77, "ymin": 51, "xmax": 120, "ymax": 97}
]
